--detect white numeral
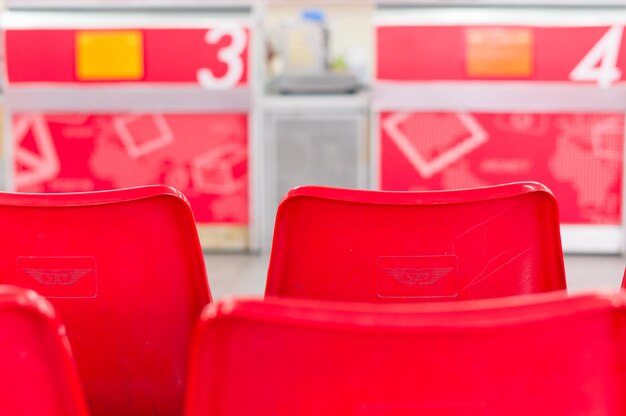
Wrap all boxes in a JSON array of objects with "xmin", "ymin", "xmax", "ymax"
[
  {"xmin": 197, "ymin": 26, "xmax": 247, "ymax": 89},
  {"xmin": 570, "ymin": 25, "xmax": 623, "ymax": 88}
]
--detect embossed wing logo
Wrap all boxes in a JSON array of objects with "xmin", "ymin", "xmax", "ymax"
[
  {"xmin": 22, "ymin": 268, "xmax": 92, "ymax": 286},
  {"xmin": 382, "ymin": 267, "xmax": 455, "ymax": 286}
]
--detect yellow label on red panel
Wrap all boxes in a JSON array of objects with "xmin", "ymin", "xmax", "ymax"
[
  {"xmin": 466, "ymin": 28, "xmax": 533, "ymax": 77},
  {"xmin": 76, "ymin": 30, "xmax": 144, "ymax": 81}
]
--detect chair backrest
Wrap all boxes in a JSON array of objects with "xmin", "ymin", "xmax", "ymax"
[
  {"xmin": 0, "ymin": 285, "xmax": 89, "ymax": 416},
  {"xmin": 186, "ymin": 292, "xmax": 626, "ymax": 416},
  {"xmin": 266, "ymin": 182, "xmax": 566, "ymax": 302},
  {"xmin": 0, "ymin": 186, "xmax": 211, "ymax": 416}
]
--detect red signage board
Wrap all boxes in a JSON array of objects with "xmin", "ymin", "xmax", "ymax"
[
  {"xmin": 5, "ymin": 27, "xmax": 250, "ymax": 87},
  {"xmin": 377, "ymin": 25, "xmax": 626, "ymax": 86},
  {"xmin": 14, "ymin": 113, "xmax": 249, "ymax": 225},
  {"xmin": 379, "ymin": 111, "xmax": 624, "ymax": 225}
]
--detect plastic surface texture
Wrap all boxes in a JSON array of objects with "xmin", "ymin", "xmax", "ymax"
[
  {"xmin": 0, "ymin": 285, "xmax": 89, "ymax": 416},
  {"xmin": 0, "ymin": 186, "xmax": 211, "ymax": 416},
  {"xmin": 266, "ymin": 182, "xmax": 566, "ymax": 302},
  {"xmin": 186, "ymin": 292, "xmax": 626, "ymax": 415}
]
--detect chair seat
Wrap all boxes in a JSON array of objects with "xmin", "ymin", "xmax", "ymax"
[
  {"xmin": 0, "ymin": 186, "xmax": 211, "ymax": 416},
  {"xmin": 186, "ymin": 291, "xmax": 626, "ymax": 415},
  {"xmin": 0, "ymin": 285, "xmax": 88, "ymax": 416},
  {"xmin": 267, "ymin": 182, "xmax": 566, "ymax": 302}
]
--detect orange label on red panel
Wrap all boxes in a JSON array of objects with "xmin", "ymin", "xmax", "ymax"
[
  {"xmin": 76, "ymin": 30, "xmax": 144, "ymax": 81},
  {"xmin": 466, "ymin": 28, "xmax": 533, "ymax": 77},
  {"xmin": 378, "ymin": 25, "xmax": 626, "ymax": 84},
  {"xmin": 6, "ymin": 28, "xmax": 250, "ymax": 87}
]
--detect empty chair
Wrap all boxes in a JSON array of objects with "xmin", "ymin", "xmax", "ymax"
[
  {"xmin": 0, "ymin": 186, "xmax": 211, "ymax": 416},
  {"xmin": 266, "ymin": 182, "xmax": 566, "ymax": 302},
  {"xmin": 0, "ymin": 285, "xmax": 88, "ymax": 416},
  {"xmin": 186, "ymin": 292, "xmax": 626, "ymax": 416}
]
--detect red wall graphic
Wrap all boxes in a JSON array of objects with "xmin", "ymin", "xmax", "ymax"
[
  {"xmin": 5, "ymin": 27, "xmax": 250, "ymax": 87},
  {"xmin": 378, "ymin": 25, "xmax": 626, "ymax": 86},
  {"xmin": 14, "ymin": 113, "xmax": 249, "ymax": 224},
  {"xmin": 380, "ymin": 112, "xmax": 624, "ymax": 225}
]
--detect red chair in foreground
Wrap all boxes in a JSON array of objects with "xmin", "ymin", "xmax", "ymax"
[
  {"xmin": 186, "ymin": 292, "xmax": 626, "ymax": 415},
  {"xmin": 266, "ymin": 182, "xmax": 566, "ymax": 302},
  {"xmin": 0, "ymin": 285, "xmax": 88, "ymax": 416},
  {"xmin": 0, "ymin": 186, "xmax": 211, "ymax": 416}
]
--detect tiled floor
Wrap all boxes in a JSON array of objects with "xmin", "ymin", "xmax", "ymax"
[
  {"xmin": 564, "ymin": 255, "xmax": 624, "ymax": 292},
  {"xmin": 205, "ymin": 253, "xmax": 625, "ymax": 301},
  {"xmin": 205, "ymin": 254, "xmax": 270, "ymax": 300}
]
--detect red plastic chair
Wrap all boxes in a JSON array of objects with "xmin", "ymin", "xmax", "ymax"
[
  {"xmin": 266, "ymin": 182, "xmax": 566, "ymax": 302},
  {"xmin": 0, "ymin": 285, "xmax": 89, "ymax": 416},
  {"xmin": 0, "ymin": 186, "xmax": 211, "ymax": 416},
  {"xmin": 186, "ymin": 292, "xmax": 626, "ymax": 416}
]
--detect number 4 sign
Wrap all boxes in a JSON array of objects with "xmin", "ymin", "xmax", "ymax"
[
  {"xmin": 376, "ymin": 24, "xmax": 626, "ymax": 84},
  {"xmin": 570, "ymin": 25, "xmax": 624, "ymax": 88}
]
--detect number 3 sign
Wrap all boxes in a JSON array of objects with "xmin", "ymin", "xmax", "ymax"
[
  {"xmin": 5, "ymin": 26, "xmax": 250, "ymax": 86},
  {"xmin": 197, "ymin": 26, "xmax": 248, "ymax": 89}
]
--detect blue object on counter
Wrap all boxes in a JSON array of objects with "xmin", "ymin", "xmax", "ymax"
[{"xmin": 301, "ymin": 9, "xmax": 326, "ymax": 23}]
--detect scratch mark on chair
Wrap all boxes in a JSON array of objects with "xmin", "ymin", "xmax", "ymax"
[
  {"xmin": 461, "ymin": 247, "xmax": 531, "ymax": 291},
  {"xmin": 452, "ymin": 206, "xmax": 513, "ymax": 241}
]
